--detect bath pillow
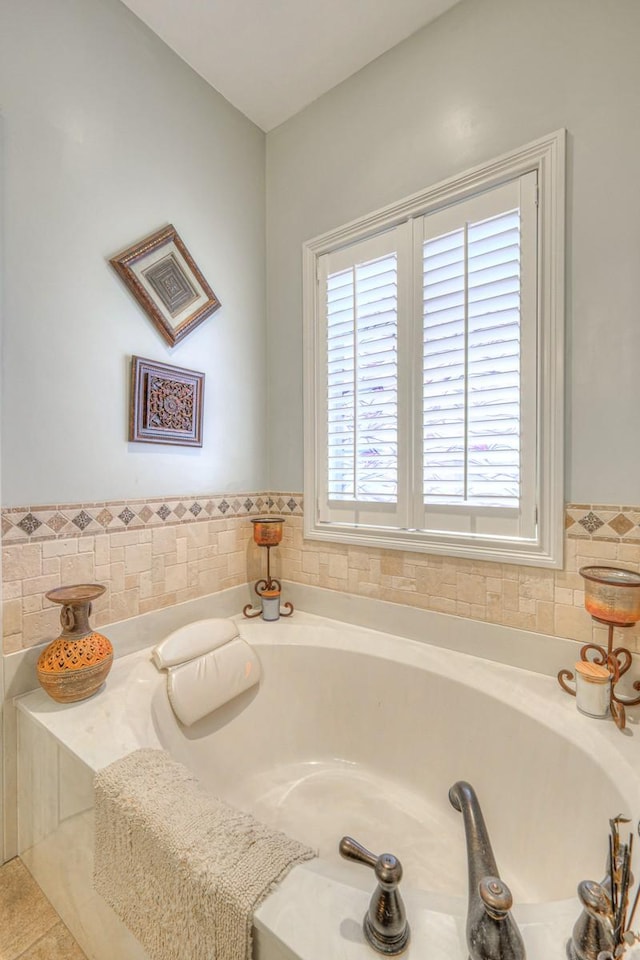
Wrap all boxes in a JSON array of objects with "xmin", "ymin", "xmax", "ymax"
[
  {"xmin": 166, "ymin": 637, "xmax": 261, "ymax": 726},
  {"xmin": 152, "ymin": 618, "xmax": 239, "ymax": 669}
]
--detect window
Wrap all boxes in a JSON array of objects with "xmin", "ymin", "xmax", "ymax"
[{"xmin": 303, "ymin": 131, "xmax": 565, "ymax": 567}]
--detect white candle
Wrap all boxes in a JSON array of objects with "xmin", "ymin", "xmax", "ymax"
[{"xmin": 574, "ymin": 661, "xmax": 611, "ymax": 718}]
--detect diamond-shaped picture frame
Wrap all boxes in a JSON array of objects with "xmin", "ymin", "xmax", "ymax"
[
  {"xmin": 130, "ymin": 356, "xmax": 205, "ymax": 447},
  {"xmin": 110, "ymin": 225, "xmax": 221, "ymax": 346}
]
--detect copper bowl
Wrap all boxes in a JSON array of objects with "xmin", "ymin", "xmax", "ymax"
[
  {"xmin": 579, "ymin": 566, "xmax": 640, "ymax": 625},
  {"xmin": 251, "ymin": 517, "xmax": 284, "ymax": 546}
]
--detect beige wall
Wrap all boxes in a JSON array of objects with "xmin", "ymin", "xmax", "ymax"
[
  {"xmin": 10, "ymin": 0, "xmax": 640, "ymax": 870},
  {"xmin": 0, "ymin": 0, "xmax": 267, "ymax": 506},
  {"xmin": 4, "ymin": 0, "xmax": 640, "ymax": 650},
  {"xmin": 266, "ymin": 0, "xmax": 640, "ymax": 504}
]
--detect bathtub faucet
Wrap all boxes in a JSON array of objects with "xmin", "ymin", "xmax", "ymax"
[
  {"xmin": 449, "ymin": 781, "xmax": 526, "ymax": 960},
  {"xmin": 339, "ymin": 836, "xmax": 410, "ymax": 955}
]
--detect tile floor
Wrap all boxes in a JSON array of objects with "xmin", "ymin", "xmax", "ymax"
[{"xmin": 0, "ymin": 858, "xmax": 87, "ymax": 960}]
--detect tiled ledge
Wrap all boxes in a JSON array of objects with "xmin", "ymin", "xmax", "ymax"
[{"xmin": 1, "ymin": 491, "xmax": 303, "ymax": 543}]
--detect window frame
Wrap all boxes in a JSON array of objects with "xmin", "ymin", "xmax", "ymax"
[{"xmin": 302, "ymin": 130, "xmax": 565, "ymax": 568}]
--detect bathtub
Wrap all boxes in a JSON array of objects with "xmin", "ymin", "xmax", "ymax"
[{"xmin": 16, "ymin": 610, "xmax": 640, "ymax": 960}]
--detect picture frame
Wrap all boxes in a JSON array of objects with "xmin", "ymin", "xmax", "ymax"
[
  {"xmin": 130, "ymin": 356, "xmax": 205, "ymax": 447},
  {"xmin": 110, "ymin": 225, "xmax": 221, "ymax": 346}
]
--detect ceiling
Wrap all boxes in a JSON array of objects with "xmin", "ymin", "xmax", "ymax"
[{"xmin": 119, "ymin": 0, "xmax": 462, "ymax": 131}]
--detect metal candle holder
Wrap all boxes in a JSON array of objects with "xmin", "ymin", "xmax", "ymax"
[
  {"xmin": 558, "ymin": 566, "xmax": 640, "ymax": 730},
  {"xmin": 243, "ymin": 517, "xmax": 294, "ymax": 619}
]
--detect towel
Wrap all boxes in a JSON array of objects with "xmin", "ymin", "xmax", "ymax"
[
  {"xmin": 152, "ymin": 618, "xmax": 239, "ymax": 669},
  {"xmin": 167, "ymin": 638, "xmax": 261, "ymax": 726},
  {"xmin": 94, "ymin": 749, "xmax": 315, "ymax": 960}
]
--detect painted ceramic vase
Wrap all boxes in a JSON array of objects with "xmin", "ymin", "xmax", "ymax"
[{"xmin": 37, "ymin": 584, "xmax": 113, "ymax": 703}]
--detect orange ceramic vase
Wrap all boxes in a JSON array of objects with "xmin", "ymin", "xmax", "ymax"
[{"xmin": 37, "ymin": 584, "xmax": 113, "ymax": 703}]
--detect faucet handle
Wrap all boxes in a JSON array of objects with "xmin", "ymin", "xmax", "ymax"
[
  {"xmin": 479, "ymin": 876, "xmax": 514, "ymax": 918},
  {"xmin": 339, "ymin": 835, "xmax": 379, "ymax": 868},
  {"xmin": 577, "ymin": 880, "xmax": 612, "ymax": 920},
  {"xmin": 339, "ymin": 836, "xmax": 403, "ymax": 885},
  {"xmin": 339, "ymin": 836, "xmax": 409, "ymax": 955},
  {"xmin": 567, "ymin": 881, "xmax": 615, "ymax": 960}
]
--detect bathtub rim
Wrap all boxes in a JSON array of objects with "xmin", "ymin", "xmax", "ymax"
[{"xmin": 15, "ymin": 610, "xmax": 640, "ymax": 782}]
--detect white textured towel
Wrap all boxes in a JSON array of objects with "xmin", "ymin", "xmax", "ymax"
[
  {"xmin": 94, "ymin": 749, "xmax": 315, "ymax": 960},
  {"xmin": 152, "ymin": 618, "xmax": 239, "ymax": 669},
  {"xmin": 167, "ymin": 637, "xmax": 261, "ymax": 726}
]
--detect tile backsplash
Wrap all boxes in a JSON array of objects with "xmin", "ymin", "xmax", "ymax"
[
  {"xmin": 2, "ymin": 496, "xmax": 639, "ymax": 654},
  {"xmin": 274, "ymin": 502, "xmax": 640, "ymax": 654},
  {"xmin": 1, "ymin": 492, "xmax": 302, "ymax": 653}
]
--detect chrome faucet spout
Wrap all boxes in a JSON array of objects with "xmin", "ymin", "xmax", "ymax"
[{"xmin": 449, "ymin": 781, "xmax": 526, "ymax": 960}]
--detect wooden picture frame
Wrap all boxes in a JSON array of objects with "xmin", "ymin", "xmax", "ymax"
[
  {"xmin": 130, "ymin": 356, "xmax": 205, "ymax": 447},
  {"xmin": 110, "ymin": 225, "xmax": 221, "ymax": 346}
]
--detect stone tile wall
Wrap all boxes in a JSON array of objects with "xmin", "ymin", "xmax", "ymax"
[
  {"xmin": 276, "ymin": 503, "xmax": 640, "ymax": 653},
  {"xmin": 2, "ymin": 495, "xmax": 640, "ymax": 654},
  {"xmin": 1, "ymin": 492, "xmax": 302, "ymax": 653}
]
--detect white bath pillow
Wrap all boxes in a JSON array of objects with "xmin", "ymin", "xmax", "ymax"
[
  {"xmin": 152, "ymin": 618, "xmax": 239, "ymax": 669},
  {"xmin": 166, "ymin": 638, "xmax": 261, "ymax": 727}
]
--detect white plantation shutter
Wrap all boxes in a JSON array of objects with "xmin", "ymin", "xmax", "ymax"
[
  {"xmin": 418, "ymin": 175, "xmax": 537, "ymax": 539},
  {"xmin": 316, "ymin": 180, "xmax": 537, "ymax": 538},
  {"xmin": 305, "ymin": 132, "xmax": 564, "ymax": 566},
  {"xmin": 317, "ymin": 227, "xmax": 409, "ymax": 528}
]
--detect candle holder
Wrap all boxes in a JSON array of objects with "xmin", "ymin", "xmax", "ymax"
[
  {"xmin": 243, "ymin": 517, "xmax": 294, "ymax": 620},
  {"xmin": 558, "ymin": 566, "xmax": 640, "ymax": 730}
]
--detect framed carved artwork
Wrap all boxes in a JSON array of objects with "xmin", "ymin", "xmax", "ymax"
[
  {"xmin": 110, "ymin": 225, "xmax": 221, "ymax": 346},
  {"xmin": 130, "ymin": 356, "xmax": 205, "ymax": 447}
]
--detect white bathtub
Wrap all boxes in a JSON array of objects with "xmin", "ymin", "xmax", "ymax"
[{"xmin": 16, "ymin": 610, "xmax": 640, "ymax": 960}]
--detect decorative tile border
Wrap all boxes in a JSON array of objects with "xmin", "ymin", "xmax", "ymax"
[
  {"xmin": 3, "ymin": 499, "xmax": 638, "ymax": 544},
  {"xmin": 1, "ymin": 491, "xmax": 304, "ymax": 544},
  {"xmin": 565, "ymin": 505, "xmax": 640, "ymax": 542}
]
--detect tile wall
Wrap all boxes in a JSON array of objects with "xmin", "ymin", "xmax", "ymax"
[
  {"xmin": 2, "ymin": 495, "xmax": 640, "ymax": 654},
  {"xmin": 1, "ymin": 493, "xmax": 302, "ymax": 653},
  {"xmin": 275, "ymin": 503, "xmax": 640, "ymax": 653}
]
